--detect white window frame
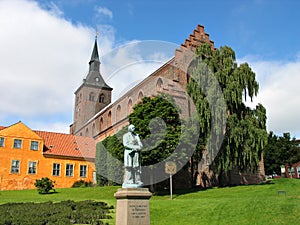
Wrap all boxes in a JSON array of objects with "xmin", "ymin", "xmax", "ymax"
[
  {"xmin": 11, "ymin": 160, "xmax": 20, "ymax": 173},
  {"xmin": 28, "ymin": 161, "xmax": 37, "ymax": 174},
  {"xmin": 30, "ymin": 141, "xmax": 39, "ymax": 150},
  {"xmin": 52, "ymin": 163, "xmax": 61, "ymax": 176},
  {"xmin": 79, "ymin": 165, "xmax": 87, "ymax": 178},
  {"xmin": 66, "ymin": 163, "xmax": 74, "ymax": 177},
  {"xmin": 0, "ymin": 137, "xmax": 4, "ymax": 147},
  {"xmin": 13, "ymin": 139, "xmax": 22, "ymax": 149}
]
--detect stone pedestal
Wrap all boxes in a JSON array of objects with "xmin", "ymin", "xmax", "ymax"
[{"xmin": 114, "ymin": 188, "xmax": 152, "ymax": 225}]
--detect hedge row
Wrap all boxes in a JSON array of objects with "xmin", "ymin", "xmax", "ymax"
[{"xmin": 0, "ymin": 200, "xmax": 113, "ymax": 225}]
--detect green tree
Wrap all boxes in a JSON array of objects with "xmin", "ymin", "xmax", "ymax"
[
  {"xmin": 187, "ymin": 43, "xmax": 268, "ymax": 179},
  {"xmin": 34, "ymin": 177, "xmax": 55, "ymax": 194},
  {"xmin": 96, "ymin": 131, "xmax": 125, "ymax": 186},
  {"xmin": 264, "ymin": 132, "xmax": 300, "ymax": 175},
  {"xmin": 128, "ymin": 94, "xmax": 182, "ymax": 166},
  {"xmin": 95, "ymin": 94, "xmax": 187, "ymax": 188}
]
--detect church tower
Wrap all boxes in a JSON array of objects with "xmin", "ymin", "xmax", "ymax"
[{"xmin": 72, "ymin": 37, "xmax": 112, "ymax": 134}]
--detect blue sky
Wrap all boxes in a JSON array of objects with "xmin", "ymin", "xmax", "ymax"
[
  {"xmin": 1, "ymin": 0, "xmax": 300, "ymax": 138},
  {"xmin": 39, "ymin": 0, "xmax": 299, "ymax": 61}
]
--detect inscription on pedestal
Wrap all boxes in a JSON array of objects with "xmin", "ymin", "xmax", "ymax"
[
  {"xmin": 129, "ymin": 202, "xmax": 147, "ymax": 219},
  {"xmin": 114, "ymin": 188, "xmax": 152, "ymax": 225}
]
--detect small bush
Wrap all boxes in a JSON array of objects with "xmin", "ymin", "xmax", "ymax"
[
  {"xmin": 34, "ymin": 177, "xmax": 55, "ymax": 194},
  {"xmin": 72, "ymin": 180, "xmax": 93, "ymax": 188}
]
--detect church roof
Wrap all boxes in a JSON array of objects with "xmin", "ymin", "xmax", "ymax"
[{"xmin": 82, "ymin": 39, "xmax": 112, "ymax": 90}]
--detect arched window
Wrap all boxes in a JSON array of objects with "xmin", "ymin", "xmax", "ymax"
[
  {"xmin": 108, "ymin": 111, "xmax": 112, "ymax": 127},
  {"xmin": 100, "ymin": 117, "xmax": 104, "ymax": 131},
  {"xmin": 85, "ymin": 128, "xmax": 89, "ymax": 136},
  {"xmin": 128, "ymin": 99, "xmax": 133, "ymax": 114},
  {"xmin": 99, "ymin": 94, "xmax": 105, "ymax": 103},
  {"xmin": 156, "ymin": 78, "xmax": 163, "ymax": 92},
  {"xmin": 138, "ymin": 91, "xmax": 143, "ymax": 102},
  {"xmin": 92, "ymin": 123, "xmax": 95, "ymax": 136},
  {"xmin": 116, "ymin": 105, "xmax": 121, "ymax": 121},
  {"xmin": 89, "ymin": 92, "xmax": 95, "ymax": 101}
]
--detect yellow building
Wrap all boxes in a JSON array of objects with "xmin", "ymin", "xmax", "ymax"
[{"xmin": 0, "ymin": 122, "xmax": 96, "ymax": 190}]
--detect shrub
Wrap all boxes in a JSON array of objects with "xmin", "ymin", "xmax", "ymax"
[
  {"xmin": 0, "ymin": 200, "xmax": 113, "ymax": 225},
  {"xmin": 34, "ymin": 177, "xmax": 55, "ymax": 194},
  {"xmin": 72, "ymin": 180, "xmax": 94, "ymax": 188}
]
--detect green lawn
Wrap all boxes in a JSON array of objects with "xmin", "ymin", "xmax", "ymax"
[{"xmin": 0, "ymin": 179, "xmax": 299, "ymax": 225}]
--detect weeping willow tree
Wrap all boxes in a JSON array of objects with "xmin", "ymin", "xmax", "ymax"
[{"xmin": 187, "ymin": 43, "xmax": 268, "ymax": 178}]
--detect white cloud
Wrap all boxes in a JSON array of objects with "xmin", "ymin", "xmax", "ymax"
[
  {"xmin": 95, "ymin": 6, "xmax": 113, "ymax": 19},
  {"xmin": 0, "ymin": 0, "xmax": 175, "ymax": 133},
  {"xmin": 242, "ymin": 57, "xmax": 300, "ymax": 138},
  {"xmin": 0, "ymin": 0, "xmax": 109, "ymax": 130}
]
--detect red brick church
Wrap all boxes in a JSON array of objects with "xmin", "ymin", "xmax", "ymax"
[{"xmin": 70, "ymin": 24, "xmax": 265, "ymax": 188}]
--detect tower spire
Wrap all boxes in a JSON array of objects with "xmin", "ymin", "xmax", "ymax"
[{"xmin": 83, "ymin": 36, "xmax": 111, "ymax": 89}]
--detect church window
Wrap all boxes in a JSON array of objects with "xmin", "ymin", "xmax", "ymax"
[
  {"xmin": 108, "ymin": 111, "xmax": 112, "ymax": 127},
  {"xmin": 100, "ymin": 117, "xmax": 104, "ymax": 131},
  {"xmin": 116, "ymin": 105, "xmax": 121, "ymax": 121},
  {"xmin": 128, "ymin": 99, "xmax": 133, "ymax": 114},
  {"xmin": 99, "ymin": 94, "xmax": 105, "ymax": 103},
  {"xmin": 138, "ymin": 91, "xmax": 144, "ymax": 102},
  {"xmin": 156, "ymin": 78, "xmax": 163, "ymax": 92},
  {"xmin": 89, "ymin": 92, "xmax": 95, "ymax": 101},
  {"xmin": 86, "ymin": 128, "xmax": 89, "ymax": 136},
  {"xmin": 92, "ymin": 123, "xmax": 95, "ymax": 136}
]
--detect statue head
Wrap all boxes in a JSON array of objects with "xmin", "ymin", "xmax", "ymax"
[{"xmin": 128, "ymin": 124, "xmax": 135, "ymax": 132}]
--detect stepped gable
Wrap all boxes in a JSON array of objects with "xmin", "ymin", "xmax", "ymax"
[
  {"xmin": 35, "ymin": 130, "xmax": 95, "ymax": 160},
  {"xmin": 174, "ymin": 24, "xmax": 215, "ymax": 73}
]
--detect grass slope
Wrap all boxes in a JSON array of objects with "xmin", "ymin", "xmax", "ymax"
[{"xmin": 0, "ymin": 179, "xmax": 299, "ymax": 225}]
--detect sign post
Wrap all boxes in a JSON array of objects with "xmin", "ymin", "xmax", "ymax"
[{"xmin": 165, "ymin": 161, "xmax": 177, "ymax": 200}]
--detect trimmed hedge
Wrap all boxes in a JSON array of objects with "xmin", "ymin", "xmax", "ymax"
[{"xmin": 0, "ymin": 200, "xmax": 113, "ymax": 225}]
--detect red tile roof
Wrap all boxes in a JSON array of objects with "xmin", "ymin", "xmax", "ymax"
[
  {"xmin": 35, "ymin": 131, "xmax": 96, "ymax": 160},
  {"xmin": 0, "ymin": 126, "xmax": 5, "ymax": 130}
]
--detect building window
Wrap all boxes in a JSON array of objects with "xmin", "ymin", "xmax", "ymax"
[
  {"xmin": 108, "ymin": 111, "xmax": 112, "ymax": 127},
  {"xmin": 13, "ymin": 139, "xmax": 22, "ymax": 149},
  {"xmin": 80, "ymin": 165, "xmax": 87, "ymax": 178},
  {"xmin": 138, "ymin": 91, "xmax": 143, "ymax": 101},
  {"xmin": 99, "ymin": 94, "xmax": 105, "ymax": 103},
  {"xmin": 0, "ymin": 137, "xmax": 4, "ymax": 147},
  {"xmin": 156, "ymin": 78, "xmax": 163, "ymax": 91},
  {"xmin": 66, "ymin": 164, "xmax": 74, "ymax": 177},
  {"xmin": 30, "ymin": 141, "xmax": 39, "ymax": 150},
  {"xmin": 128, "ymin": 99, "xmax": 133, "ymax": 114},
  {"xmin": 52, "ymin": 163, "xmax": 60, "ymax": 176},
  {"xmin": 100, "ymin": 117, "xmax": 104, "ymax": 131},
  {"xmin": 116, "ymin": 105, "xmax": 121, "ymax": 121},
  {"xmin": 28, "ymin": 161, "xmax": 37, "ymax": 174},
  {"xmin": 11, "ymin": 160, "xmax": 20, "ymax": 173},
  {"xmin": 89, "ymin": 92, "xmax": 95, "ymax": 101}
]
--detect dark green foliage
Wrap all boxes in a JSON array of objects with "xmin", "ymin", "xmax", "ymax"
[
  {"xmin": 95, "ymin": 94, "xmax": 186, "ymax": 187},
  {"xmin": 72, "ymin": 180, "xmax": 94, "ymax": 188},
  {"xmin": 0, "ymin": 200, "xmax": 113, "ymax": 225},
  {"xmin": 187, "ymin": 43, "xmax": 268, "ymax": 174},
  {"xmin": 34, "ymin": 177, "xmax": 55, "ymax": 194},
  {"xmin": 264, "ymin": 132, "xmax": 300, "ymax": 175},
  {"xmin": 128, "ymin": 94, "xmax": 182, "ymax": 166},
  {"xmin": 96, "ymin": 129, "xmax": 126, "ymax": 185}
]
